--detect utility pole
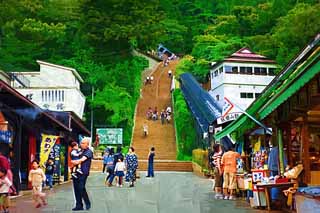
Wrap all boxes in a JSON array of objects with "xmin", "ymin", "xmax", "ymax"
[{"xmin": 90, "ymin": 86, "xmax": 94, "ymax": 148}]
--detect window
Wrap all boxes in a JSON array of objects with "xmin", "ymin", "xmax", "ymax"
[
  {"xmin": 240, "ymin": 67, "xmax": 253, "ymax": 75},
  {"xmin": 224, "ymin": 66, "xmax": 238, "ymax": 74},
  {"xmin": 214, "ymin": 70, "xmax": 218, "ymax": 77},
  {"xmin": 232, "ymin": 66, "xmax": 238, "ymax": 74},
  {"xmin": 48, "ymin": 90, "xmax": 51, "ymax": 102},
  {"xmin": 219, "ymin": 67, "xmax": 223, "ymax": 74},
  {"xmin": 269, "ymin": 68, "xmax": 276, "ymax": 75},
  {"xmin": 55, "ymin": 90, "xmax": 58, "ymax": 101},
  {"xmin": 255, "ymin": 93, "xmax": 261, "ymax": 98},
  {"xmin": 62, "ymin": 90, "xmax": 65, "ymax": 102},
  {"xmin": 51, "ymin": 90, "xmax": 54, "ymax": 102},
  {"xmin": 254, "ymin": 67, "xmax": 267, "ymax": 75},
  {"xmin": 216, "ymin": 95, "xmax": 220, "ymax": 101},
  {"xmin": 41, "ymin": 91, "xmax": 44, "ymax": 102},
  {"xmin": 240, "ymin": 92, "xmax": 254, "ymax": 99}
]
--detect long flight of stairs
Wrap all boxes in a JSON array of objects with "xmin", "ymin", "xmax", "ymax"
[{"xmin": 131, "ymin": 59, "xmax": 192, "ymax": 172}]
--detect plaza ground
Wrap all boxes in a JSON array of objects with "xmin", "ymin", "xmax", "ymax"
[{"xmin": 9, "ymin": 172, "xmax": 279, "ymax": 213}]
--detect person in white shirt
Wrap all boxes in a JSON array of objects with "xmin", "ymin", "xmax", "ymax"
[
  {"xmin": 168, "ymin": 70, "xmax": 172, "ymax": 78},
  {"xmin": 0, "ymin": 168, "xmax": 11, "ymax": 213},
  {"xmin": 114, "ymin": 158, "xmax": 126, "ymax": 187},
  {"xmin": 166, "ymin": 106, "xmax": 172, "ymax": 115}
]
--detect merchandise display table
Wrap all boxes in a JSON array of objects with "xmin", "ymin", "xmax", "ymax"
[{"xmin": 256, "ymin": 182, "xmax": 294, "ymax": 211}]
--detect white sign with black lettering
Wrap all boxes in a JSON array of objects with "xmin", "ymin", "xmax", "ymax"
[{"xmin": 217, "ymin": 112, "xmax": 242, "ymax": 124}]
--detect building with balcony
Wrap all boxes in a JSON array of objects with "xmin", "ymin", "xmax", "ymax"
[
  {"xmin": 11, "ymin": 60, "xmax": 86, "ymax": 118},
  {"xmin": 209, "ymin": 48, "xmax": 277, "ymax": 124}
]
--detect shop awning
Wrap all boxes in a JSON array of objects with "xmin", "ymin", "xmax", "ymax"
[
  {"xmin": 180, "ymin": 73, "xmax": 222, "ymax": 133},
  {"xmin": 0, "ymin": 79, "xmax": 70, "ymax": 131},
  {"xmin": 214, "ymin": 34, "xmax": 320, "ymax": 141},
  {"xmin": 46, "ymin": 111, "xmax": 90, "ymax": 136}
]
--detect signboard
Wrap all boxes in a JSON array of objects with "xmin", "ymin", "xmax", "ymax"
[
  {"xmin": 96, "ymin": 128, "xmax": 123, "ymax": 145},
  {"xmin": 49, "ymin": 143, "xmax": 61, "ymax": 183},
  {"xmin": 222, "ymin": 97, "xmax": 234, "ymax": 117},
  {"xmin": 40, "ymin": 134, "xmax": 59, "ymax": 168},
  {"xmin": 217, "ymin": 112, "xmax": 242, "ymax": 124},
  {"xmin": 0, "ymin": 131, "xmax": 12, "ymax": 144}
]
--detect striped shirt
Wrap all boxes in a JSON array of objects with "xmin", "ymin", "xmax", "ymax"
[{"xmin": 212, "ymin": 151, "xmax": 223, "ymax": 169}]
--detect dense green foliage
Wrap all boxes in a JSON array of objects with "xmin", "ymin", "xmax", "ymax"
[
  {"xmin": 0, "ymin": 0, "xmax": 319, "ymax": 147},
  {"xmin": 173, "ymin": 89, "xmax": 196, "ymax": 160}
]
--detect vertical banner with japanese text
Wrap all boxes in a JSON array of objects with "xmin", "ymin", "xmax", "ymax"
[{"xmin": 40, "ymin": 134, "xmax": 59, "ymax": 168}]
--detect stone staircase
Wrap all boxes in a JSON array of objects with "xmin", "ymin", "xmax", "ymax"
[{"xmin": 131, "ymin": 59, "xmax": 192, "ymax": 172}]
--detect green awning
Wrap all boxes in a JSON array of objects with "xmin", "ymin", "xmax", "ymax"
[
  {"xmin": 259, "ymin": 59, "xmax": 320, "ymax": 119},
  {"xmin": 214, "ymin": 115, "xmax": 248, "ymax": 141},
  {"xmin": 214, "ymin": 39, "xmax": 320, "ymax": 142}
]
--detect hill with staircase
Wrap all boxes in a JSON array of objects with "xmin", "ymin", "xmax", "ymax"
[{"xmin": 131, "ymin": 59, "xmax": 192, "ymax": 172}]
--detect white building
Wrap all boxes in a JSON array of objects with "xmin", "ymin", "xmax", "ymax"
[
  {"xmin": 11, "ymin": 60, "xmax": 86, "ymax": 118},
  {"xmin": 209, "ymin": 48, "xmax": 277, "ymax": 124}
]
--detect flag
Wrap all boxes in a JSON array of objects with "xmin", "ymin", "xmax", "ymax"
[{"xmin": 40, "ymin": 134, "xmax": 59, "ymax": 168}]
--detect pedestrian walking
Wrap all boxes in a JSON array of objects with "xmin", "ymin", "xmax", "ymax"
[
  {"xmin": 0, "ymin": 152, "xmax": 15, "ymax": 196},
  {"xmin": 102, "ymin": 151, "xmax": 109, "ymax": 174},
  {"xmin": 106, "ymin": 146, "xmax": 123, "ymax": 187},
  {"xmin": 45, "ymin": 158, "xmax": 55, "ymax": 190},
  {"xmin": 71, "ymin": 138, "xmax": 93, "ymax": 211},
  {"xmin": 166, "ymin": 113, "xmax": 171, "ymax": 123},
  {"xmin": 168, "ymin": 70, "xmax": 172, "ymax": 78},
  {"xmin": 0, "ymin": 168, "xmax": 11, "ymax": 213},
  {"xmin": 221, "ymin": 147, "xmax": 241, "ymax": 200},
  {"xmin": 160, "ymin": 110, "xmax": 166, "ymax": 125},
  {"xmin": 143, "ymin": 123, "xmax": 149, "ymax": 137},
  {"xmin": 114, "ymin": 158, "xmax": 126, "ymax": 187},
  {"xmin": 125, "ymin": 147, "xmax": 138, "ymax": 187},
  {"xmin": 212, "ymin": 144, "xmax": 223, "ymax": 199},
  {"xmin": 146, "ymin": 147, "xmax": 155, "ymax": 178},
  {"xmin": 104, "ymin": 151, "xmax": 114, "ymax": 185},
  {"xmin": 28, "ymin": 160, "xmax": 47, "ymax": 208}
]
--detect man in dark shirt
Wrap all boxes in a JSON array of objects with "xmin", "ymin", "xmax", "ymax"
[
  {"xmin": 71, "ymin": 138, "xmax": 93, "ymax": 211},
  {"xmin": 106, "ymin": 145, "xmax": 123, "ymax": 186}
]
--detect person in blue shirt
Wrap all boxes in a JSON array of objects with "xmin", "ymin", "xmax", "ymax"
[
  {"xmin": 146, "ymin": 147, "xmax": 155, "ymax": 178},
  {"xmin": 267, "ymin": 140, "xmax": 288, "ymax": 203},
  {"xmin": 71, "ymin": 138, "xmax": 93, "ymax": 211}
]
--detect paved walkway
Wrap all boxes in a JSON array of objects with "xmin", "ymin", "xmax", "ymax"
[{"xmin": 10, "ymin": 172, "xmax": 273, "ymax": 213}]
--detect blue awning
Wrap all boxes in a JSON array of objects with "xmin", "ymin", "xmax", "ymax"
[{"xmin": 180, "ymin": 73, "xmax": 222, "ymax": 133}]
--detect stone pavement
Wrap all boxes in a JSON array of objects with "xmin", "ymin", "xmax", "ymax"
[{"xmin": 10, "ymin": 172, "xmax": 276, "ymax": 213}]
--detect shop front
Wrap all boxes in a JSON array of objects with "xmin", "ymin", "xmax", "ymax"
[
  {"xmin": 214, "ymin": 34, "xmax": 320, "ymax": 210},
  {"xmin": 0, "ymin": 79, "xmax": 70, "ymax": 192}
]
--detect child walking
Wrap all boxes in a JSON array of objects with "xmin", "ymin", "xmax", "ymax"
[
  {"xmin": 70, "ymin": 141, "xmax": 83, "ymax": 179},
  {"xmin": 0, "ymin": 168, "xmax": 11, "ymax": 213},
  {"xmin": 114, "ymin": 158, "xmax": 125, "ymax": 187},
  {"xmin": 29, "ymin": 160, "xmax": 47, "ymax": 208}
]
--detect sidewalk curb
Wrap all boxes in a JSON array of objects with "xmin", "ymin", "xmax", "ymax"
[{"xmin": 9, "ymin": 180, "xmax": 72, "ymax": 200}]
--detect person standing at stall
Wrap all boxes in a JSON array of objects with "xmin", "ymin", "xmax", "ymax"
[
  {"xmin": 212, "ymin": 144, "xmax": 224, "ymax": 199},
  {"xmin": 221, "ymin": 147, "xmax": 241, "ymax": 200}
]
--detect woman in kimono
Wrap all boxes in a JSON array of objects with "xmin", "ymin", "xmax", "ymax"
[{"xmin": 125, "ymin": 147, "xmax": 138, "ymax": 187}]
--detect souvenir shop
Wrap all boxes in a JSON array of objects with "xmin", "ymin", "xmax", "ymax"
[{"xmin": 215, "ymin": 34, "xmax": 320, "ymax": 211}]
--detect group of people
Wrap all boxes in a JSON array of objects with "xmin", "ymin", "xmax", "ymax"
[
  {"xmin": 146, "ymin": 106, "xmax": 172, "ymax": 124},
  {"xmin": 102, "ymin": 146, "xmax": 138, "ymax": 188},
  {"xmin": 144, "ymin": 76, "xmax": 154, "ymax": 85},
  {"xmin": 210, "ymin": 144, "xmax": 241, "ymax": 200}
]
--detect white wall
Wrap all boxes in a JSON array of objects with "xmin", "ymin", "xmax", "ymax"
[
  {"xmin": 11, "ymin": 62, "xmax": 85, "ymax": 118},
  {"xmin": 15, "ymin": 88, "xmax": 85, "ymax": 118},
  {"xmin": 210, "ymin": 61, "xmax": 276, "ymax": 112}
]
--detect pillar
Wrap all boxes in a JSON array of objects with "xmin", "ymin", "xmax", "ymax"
[
  {"xmin": 301, "ymin": 116, "xmax": 310, "ymax": 183},
  {"xmin": 278, "ymin": 128, "xmax": 285, "ymax": 176}
]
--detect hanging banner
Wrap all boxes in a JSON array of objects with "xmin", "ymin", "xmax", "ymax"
[
  {"xmin": 40, "ymin": 134, "xmax": 59, "ymax": 168},
  {"xmin": 49, "ymin": 143, "xmax": 61, "ymax": 183}
]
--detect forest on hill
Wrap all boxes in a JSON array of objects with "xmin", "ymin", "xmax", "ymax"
[{"xmin": 0, "ymin": 0, "xmax": 319, "ymax": 146}]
